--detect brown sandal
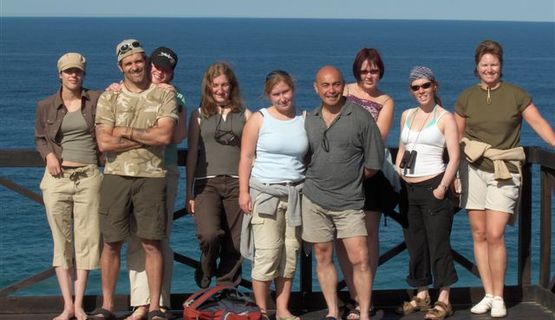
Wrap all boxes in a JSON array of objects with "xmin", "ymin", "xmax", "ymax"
[
  {"xmin": 260, "ymin": 310, "xmax": 270, "ymax": 320},
  {"xmin": 395, "ymin": 295, "xmax": 431, "ymax": 315},
  {"xmin": 125, "ymin": 305, "xmax": 148, "ymax": 320},
  {"xmin": 425, "ymin": 301, "xmax": 453, "ymax": 320}
]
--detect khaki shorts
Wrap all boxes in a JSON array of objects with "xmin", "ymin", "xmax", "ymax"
[
  {"xmin": 99, "ymin": 174, "xmax": 167, "ymax": 242},
  {"xmin": 40, "ymin": 165, "xmax": 102, "ymax": 270},
  {"xmin": 460, "ymin": 161, "xmax": 521, "ymax": 214},
  {"xmin": 301, "ymin": 196, "xmax": 367, "ymax": 243},
  {"xmin": 251, "ymin": 196, "xmax": 301, "ymax": 281}
]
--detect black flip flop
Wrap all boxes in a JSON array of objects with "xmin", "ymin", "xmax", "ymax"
[
  {"xmin": 87, "ymin": 307, "xmax": 116, "ymax": 320},
  {"xmin": 148, "ymin": 309, "xmax": 168, "ymax": 320}
]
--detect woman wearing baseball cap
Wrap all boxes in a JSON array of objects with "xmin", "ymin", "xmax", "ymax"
[{"xmin": 35, "ymin": 52, "xmax": 102, "ymax": 320}]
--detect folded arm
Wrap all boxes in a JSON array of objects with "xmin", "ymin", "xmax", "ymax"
[
  {"xmin": 95, "ymin": 123, "xmax": 142, "ymax": 153},
  {"xmin": 113, "ymin": 117, "xmax": 176, "ymax": 146}
]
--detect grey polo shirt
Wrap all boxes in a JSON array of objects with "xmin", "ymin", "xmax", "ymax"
[{"xmin": 303, "ymin": 100, "xmax": 384, "ymax": 211}]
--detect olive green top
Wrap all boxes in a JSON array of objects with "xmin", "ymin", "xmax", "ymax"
[
  {"xmin": 455, "ymin": 82, "xmax": 531, "ymax": 172},
  {"xmin": 60, "ymin": 110, "xmax": 97, "ymax": 164}
]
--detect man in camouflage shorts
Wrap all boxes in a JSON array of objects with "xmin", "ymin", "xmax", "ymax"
[{"xmin": 90, "ymin": 39, "xmax": 178, "ymax": 320}]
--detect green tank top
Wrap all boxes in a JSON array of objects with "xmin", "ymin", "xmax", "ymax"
[{"xmin": 60, "ymin": 110, "xmax": 97, "ymax": 164}]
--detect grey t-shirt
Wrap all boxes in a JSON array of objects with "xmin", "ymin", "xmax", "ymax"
[{"xmin": 303, "ymin": 100, "xmax": 384, "ymax": 211}]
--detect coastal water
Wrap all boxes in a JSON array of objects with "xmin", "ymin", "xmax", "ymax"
[{"xmin": 0, "ymin": 18, "xmax": 553, "ymax": 296}]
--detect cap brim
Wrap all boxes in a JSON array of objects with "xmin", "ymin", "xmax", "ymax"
[
  {"xmin": 60, "ymin": 64, "xmax": 86, "ymax": 72},
  {"xmin": 152, "ymin": 59, "xmax": 174, "ymax": 71}
]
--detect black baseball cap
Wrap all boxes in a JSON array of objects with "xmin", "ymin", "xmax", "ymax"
[{"xmin": 150, "ymin": 47, "xmax": 178, "ymax": 71}]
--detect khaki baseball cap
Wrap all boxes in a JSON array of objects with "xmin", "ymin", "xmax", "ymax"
[
  {"xmin": 57, "ymin": 52, "xmax": 86, "ymax": 73},
  {"xmin": 116, "ymin": 39, "xmax": 145, "ymax": 62}
]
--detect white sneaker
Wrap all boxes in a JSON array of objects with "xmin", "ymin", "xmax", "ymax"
[
  {"xmin": 470, "ymin": 294, "xmax": 493, "ymax": 314},
  {"xmin": 490, "ymin": 296, "xmax": 507, "ymax": 318}
]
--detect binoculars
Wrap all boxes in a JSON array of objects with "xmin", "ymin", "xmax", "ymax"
[{"xmin": 400, "ymin": 150, "xmax": 417, "ymax": 173}]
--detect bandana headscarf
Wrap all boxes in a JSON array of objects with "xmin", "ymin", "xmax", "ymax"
[{"xmin": 409, "ymin": 66, "xmax": 435, "ymax": 83}]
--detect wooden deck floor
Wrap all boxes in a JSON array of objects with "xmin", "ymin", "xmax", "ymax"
[
  {"xmin": 1, "ymin": 285, "xmax": 554, "ymax": 320},
  {"xmin": 1, "ymin": 302, "xmax": 554, "ymax": 320}
]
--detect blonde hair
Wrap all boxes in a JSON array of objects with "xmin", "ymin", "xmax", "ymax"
[{"xmin": 264, "ymin": 70, "xmax": 295, "ymax": 96}]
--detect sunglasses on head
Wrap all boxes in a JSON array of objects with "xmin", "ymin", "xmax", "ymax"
[
  {"xmin": 265, "ymin": 70, "xmax": 290, "ymax": 82},
  {"xmin": 410, "ymin": 82, "xmax": 433, "ymax": 91},
  {"xmin": 118, "ymin": 41, "xmax": 141, "ymax": 56}
]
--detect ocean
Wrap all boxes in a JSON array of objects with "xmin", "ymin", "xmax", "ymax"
[{"xmin": 0, "ymin": 17, "xmax": 553, "ymax": 296}]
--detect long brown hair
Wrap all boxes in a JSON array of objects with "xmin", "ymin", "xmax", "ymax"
[{"xmin": 199, "ymin": 62, "xmax": 244, "ymax": 117}]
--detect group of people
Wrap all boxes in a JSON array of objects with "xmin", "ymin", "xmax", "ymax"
[{"xmin": 35, "ymin": 38, "xmax": 554, "ymax": 320}]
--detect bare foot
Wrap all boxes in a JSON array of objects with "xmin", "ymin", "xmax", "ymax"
[
  {"xmin": 275, "ymin": 311, "xmax": 295, "ymax": 319},
  {"xmin": 74, "ymin": 307, "xmax": 88, "ymax": 320},
  {"xmin": 53, "ymin": 309, "xmax": 74, "ymax": 320}
]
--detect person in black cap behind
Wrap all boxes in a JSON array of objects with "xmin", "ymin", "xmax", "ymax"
[{"xmin": 125, "ymin": 46, "xmax": 187, "ymax": 320}]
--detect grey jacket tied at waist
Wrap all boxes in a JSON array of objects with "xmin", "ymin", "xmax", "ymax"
[{"xmin": 240, "ymin": 177, "xmax": 304, "ymax": 260}]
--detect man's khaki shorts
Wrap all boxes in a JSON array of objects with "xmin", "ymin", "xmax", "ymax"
[{"xmin": 301, "ymin": 196, "xmax": 367, "ymax": 243}]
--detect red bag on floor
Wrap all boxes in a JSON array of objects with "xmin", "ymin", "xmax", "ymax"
[{"xmin": 183, "ymin": 285, "xmax": 262, "ymax": 320}]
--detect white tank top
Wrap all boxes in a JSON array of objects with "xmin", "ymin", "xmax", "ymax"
[{"xmin": 400, "ymin": 106, "xmax": 446, "ymax": 177}]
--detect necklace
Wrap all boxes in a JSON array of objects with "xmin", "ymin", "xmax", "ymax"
[
  {"xmin": 480, "ymin": 82, "xmax": 500, "ymax": 105},
  {"xmin": 406, "ymin": 105, "xmax": 435, "ymax": 146}
]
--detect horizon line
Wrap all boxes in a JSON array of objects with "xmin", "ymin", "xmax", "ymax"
[{"xmin": 2, "ymin": 16, "xmax": 554, "ymax": 23}]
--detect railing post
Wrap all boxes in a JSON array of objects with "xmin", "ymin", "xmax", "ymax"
[
  {"xmin": 300, "ymin": 249, "xmax": 313, "ymax": 298},
  {"xmin": 518, "ymin": 162, "xmax": 532, "ymax": 286},
  {"xmin": 539, "ymin": 166, "xmax": 554, "ymax": 289}
]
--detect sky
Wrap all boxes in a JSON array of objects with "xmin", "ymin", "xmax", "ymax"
[{"xmin": 1, "ymin": 0, "xmax": 554, "ymax": 22}]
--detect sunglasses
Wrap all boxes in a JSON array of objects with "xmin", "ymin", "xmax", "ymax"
[
  {"xmin": 322, "ymin": 130, "xmax": 330, "ymax": 152},
  {"xmin": 215, "ymin": 130, "xmax": 239, "ymax": 146},
  {"xmin": 360, "ymin": 69, "xmax": 380, "ymax": 76},
  {"xmin": 214, "ymin": 114, "xmax": 240, "ymax": 146},
  {"xmin": 410, "ymin": 82, "xmax": 433, "ymax": 91},
  {"xmin": 118, "ymin": 41, "xmax": 141, "ymax": 56}
]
